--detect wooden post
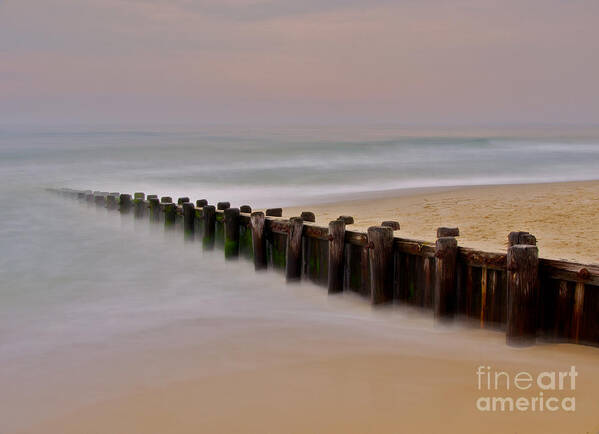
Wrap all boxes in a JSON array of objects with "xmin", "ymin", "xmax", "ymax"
[
  {"xmin": 266, "ymin": 208, "xmax": 282, "ymax": 217},
  {"xmin": 508, "ymin": 231, "xmax": 536, "ymax": 247},
  {"xmin": 240, "ymin": 205, "xmax": 252, "ymax": 213},
  {"xmin": 437, "ymin": 227, "xmax": 459, "ymax": 238},
  {"xmin": 134, "ymin": 193, "xmax": 146, "ymax": 219},
  {"xmin": 328, "ymin": 219, "xmax": 346, "ymax": 293},
  {"xmin": 434, "ymin": 234, "xmax": 458, "ymax": 320},
  {"xmin": 381, "ymin": 221, "xmax": 400, "ymax": 230},
  {"xmin": 224, "ymin": 208, "xmax": 240, "ymax": 259},
  {"xmin": 506, "ymin": 244, "xmax": 539, "ymax": 346},
  {"xmin": 161, "ymin": 196, "xmax": 172, "ymax": 204},
  {"xmin": 300, "ymin": 211, "xmax": 315, "ymax": 222},
  {"xmin": 202, "ymin": 205, "xmax": 216, "ymax": 250},
  {"xmin": 149, "ymin": 197, "xmax": 160, "ymax": 222},
  {"xmin": 300, "ymin": 212, "xmax": 315, "ymax": 281},
  {"xmin": 573, "ymin": 281, "xmax": 585, "ymax": 343},
  {"xmin": 367, "ymin": 226, "xmax": 394, "ymax": 304},
  {"xmin": 147, "ymin": 194, "xmax": 158, "ymax": 201},
  {"xmin": 251, "ymin": 212, "xmax": 267, "ymax": 270},
  {"xmin": 178, "ymin": 197, "xmax": 190, "ymax": 205},
  {"xmin": 217, "ymin": 202, "xmax": 230, "ymax": 210},
  {"xmin": 338, "ymin": 216, "xmax": 354, "ymax": 225},
  {"xmin": 119, "ymin": 194, "xmax": 132, "ymax": 214},
  {"xmin": 164, "ymin": 203, "xmax": 176, "ymax": 229},
  {"xmin": 134, "ymin": 192, "xmax": 144, "ymax": 200},
  {"xmin": 196, "ymin": 199, "xmax": 208, "ymax": 207},
  {"xmin": 94, "ymin": 193, "xmax": 106, "ymax": 207},
  {"xmin": 480, "ymin": 266, "xmax": 488, "ymax": 328},
  {"xmin": 285, "ymin": 217, "xmax": 303, "ymax": 281},
  {"xmin": 183, "ymin": 202, "xmax": 195, "ymax": 240},
  {"xmin": 106, "ymin": 195, "xmax": 118, "ymax": 210}
]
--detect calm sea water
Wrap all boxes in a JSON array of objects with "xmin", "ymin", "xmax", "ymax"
[
  {"xmin": 1, "ymin": 125, "xmax": 599, "ymax": 431},
  {"xmin": 3, "ymin": 125, "xmax": 599, "ymax": 206}
]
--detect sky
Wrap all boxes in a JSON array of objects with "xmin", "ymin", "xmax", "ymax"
[{"xmin": 1, "ymin": 0, "xmax": 598, "ymax": 125}]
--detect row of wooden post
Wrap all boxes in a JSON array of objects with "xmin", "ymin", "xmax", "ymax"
[{"xmin": 60, "ymin": 188, "xmax": 541, "ymax": 346}]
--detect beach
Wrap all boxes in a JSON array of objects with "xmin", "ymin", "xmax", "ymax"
[{"xmin": 287, "ymin": 180, "xmax": 599, "ymax": 264}]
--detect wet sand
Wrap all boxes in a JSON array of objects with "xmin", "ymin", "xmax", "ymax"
[
  {"xmin": 18, "ymin": 288, "xmax": 599, "ymax": 434},
  {"xmin": 286, "ymin": 180, "xmax": 599, "ymax": 264}
]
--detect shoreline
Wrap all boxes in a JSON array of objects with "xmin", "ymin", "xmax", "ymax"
[{"xmin": 285, "ymin": 179, "xmax": 599, "ymax": 264}]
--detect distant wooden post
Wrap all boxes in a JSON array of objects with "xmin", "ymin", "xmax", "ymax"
[
  {"xmin": 251, "ymin": 212, "xmax": 267, "ymax": 270},
  {"xmin": 178, "ymin": 197, "xmax": 190, "ymax": 205},
  {"xmin": 183, "ymin": 202, "xmax": 195, "ymax": 240},
  {"xmin": 224, "ymin": 208, "xmax": 240, "ymax": 259},
  {"xmin": 196, "ymin": 199, "xmax": 208, "ymax": 207},
  {"xmin": 506, "ymin": 244, "xmax": 539, "ymax": 346},
  {"xmin": 147, "ymin": 194, "xmax": 158, "ymax": 201},
  {"xmin": 328, "ymin": 219, "xmax": 346, "ymax": 293},
  {"xmin": 119, "ymin": 194, "xmax": 132, "ymax": 214},
  {"xmin": 367, "ymin": 226, "xmax": 394, "ymax": 304},
  {"xmin": 286, "ymin": 217, "xmax": 303, "ymax": 281},
  {"xmin": 149, "ymin": 197, "xmax": 160, "ymax": 222},
  {"xmin": 217, "ymin": 202, "xmax": 230, "ymax": 210},
  {"xmin": 266, "ymin": 208, "xmax": 282, "ymax": 217},
  {"xmin": 300, "ymin": 211, "xmax": 315, "ymax": 222},
  {"xmin": 434, "ymin": 233, "xmax": 458, "ymax": 320},
  {"xmin": 106, "ymin": 195, "xmax": 118, "ymax": 210},
  {"xmin": 164, "ymin": 203, "xmax": 176, "ymax": 229},
  {"xmin": 134, "ymin": 193, "xmax": 146, "ymax": 219},
  {"xmin": 94, "ymin": 193, "xmax": 106, "ymax": 207},
  {"xmin": 202, "ymin": 205, "xmax": 216, "ymax": 250},
  {"xmin": 338, "ymin": 216, "xmax": 354, "ymax": 225},
  {"xmin": 240, "ymin": 205, "xmax": 252, "ymax": 213}
]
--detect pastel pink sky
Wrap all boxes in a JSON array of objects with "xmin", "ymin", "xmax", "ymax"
[{"xmin": 1, "ymin": 0, "xmax": 598, "ymax": 125}]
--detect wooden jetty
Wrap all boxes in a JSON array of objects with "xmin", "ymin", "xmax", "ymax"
[{"xmin": 51, "ymin": 187, "xmax": 599, "ymax": 347}]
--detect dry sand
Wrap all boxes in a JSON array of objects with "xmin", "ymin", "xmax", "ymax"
[{"xmin": 286, "ymin": 180, "xmax": 599, "ymax": 264}]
